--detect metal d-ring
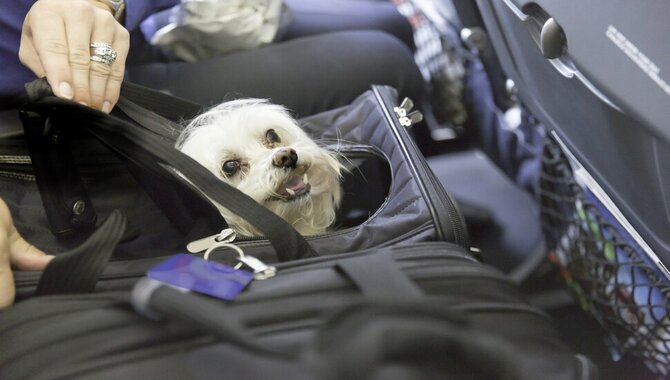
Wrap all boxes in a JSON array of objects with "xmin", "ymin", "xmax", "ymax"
[{"xmin": 203, "ymin": 242, "xmax": 245, "ymax": 270}]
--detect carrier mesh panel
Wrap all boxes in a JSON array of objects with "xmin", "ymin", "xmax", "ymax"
[{"xmin": 540, "ymin": 136, "xmax": 670, "ymax": 375}]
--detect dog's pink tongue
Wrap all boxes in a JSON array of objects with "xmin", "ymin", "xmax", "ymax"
[
  {"xmin": 284, "ymin": 176, "xmax": 305, "ymax": 191},
  {"xmin": 278, "ymin": 175, "xmax": 308, "ymax": 197}
]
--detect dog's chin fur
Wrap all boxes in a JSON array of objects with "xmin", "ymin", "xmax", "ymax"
[{"xmin": 176, "ymin": 99, "xmax": 343, "ymax": 236}]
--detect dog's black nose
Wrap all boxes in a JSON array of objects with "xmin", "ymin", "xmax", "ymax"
[{"xmin": 273, "ymin": 148, "xmax": 298, "ymax": 168}]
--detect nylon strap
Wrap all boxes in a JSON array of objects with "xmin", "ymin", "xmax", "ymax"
[
  {"xmin": 120, "ymin": 81, "xmax": 202, "ymax": 120},
  {"xmin": 336, "ymin": 250, "xmax": 424, "ymax": 298},
  {"xmin": 36, "ymin": 210, "xmax": 127, "ymax": 295}
]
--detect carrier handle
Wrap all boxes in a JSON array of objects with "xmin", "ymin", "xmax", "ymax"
[
  {"xmin": 130, "ymin": 251, "xmax": 431, "ymax": 364},
  {"xmin": 23, "ymin": 79, "xmax": 318, "ymax": 262},
  {"xmin": 309, "ymin": 300, "xmax": 528, "ymax": 380},
  {"xmin": 120, "ymin": 80, "xmax": 203, "ymax": 122},
  {"xmin": 335, "ymin": 251, "xmax": 424, "ymax": 298},
  {"xmin": 132, "ymin": 277, "xmax": 293, "ymax": 359},
  {"xmin": 20, "ymin": 108, "xmax": 98, "ymax": 242}
]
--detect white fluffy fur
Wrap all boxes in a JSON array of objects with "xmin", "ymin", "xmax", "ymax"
[{"xmin": 176, "ymin": 99, "xmax": 343, "ymax": 236}]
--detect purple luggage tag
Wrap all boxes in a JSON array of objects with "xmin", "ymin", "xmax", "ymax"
[{"xmin": 147, "ymin": 253, "xmax": 254, "ymax": 301}]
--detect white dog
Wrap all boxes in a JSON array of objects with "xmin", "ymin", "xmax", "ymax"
[{"xmin": 176, "ymin": 99, "xmax": 343, "ymax": 236}]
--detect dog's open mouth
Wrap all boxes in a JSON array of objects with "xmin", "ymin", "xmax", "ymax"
[{"xmin": 274, "ymin": 173, "xmax": 311, "ymax": 202}]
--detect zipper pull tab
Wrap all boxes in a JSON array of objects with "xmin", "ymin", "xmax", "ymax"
[
  {"xmin": 394, "ymin": 97, "xmax": 414, "ymax": 117},
  {"xmin": 186, "ymin": 228, "xmax": 237, "ymax": 254},
  {"xmin": 394, "ymin": 97, "xmax": 423, "ymax": 127},
  {"xmin": 400, "ymin": 110, "xmax": 424, "ymax": 127},
  {"xmin": 237, "ymin": 255, "xmax": 277, "ymax": 280}
]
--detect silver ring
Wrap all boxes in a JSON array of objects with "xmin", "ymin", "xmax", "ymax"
[
  {"xmin": 89, "ymin": 42, "xmax": 117, "ymax": 66},
  {"xmin": 203, "ymin": 242, "xmax": 245, "ymax": 270}
]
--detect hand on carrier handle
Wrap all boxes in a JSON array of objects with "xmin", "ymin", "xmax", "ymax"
[
  {"xmin": 0, "ymin": 199, "xmax": 54, "ymax": 309},
  {"xmin": 19, "ymin": 0, "xmax": 130, "ymax": 113}
]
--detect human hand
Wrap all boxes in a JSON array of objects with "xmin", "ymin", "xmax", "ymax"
[
  {"xmin": 19, "ymin": 0, "xmax": 130, "ymax": 113},
  {"xmin": 0, "ymin": 199, "xmax": 54, "ymax": 309}
]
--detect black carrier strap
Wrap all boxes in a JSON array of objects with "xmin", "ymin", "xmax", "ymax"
[
  {"xmin": 20, "ymin": 106, "xmax": 98, "ymax": 242},
  {"xmin": 115, "ymin": 81, "xmax": 203, "ymax": 139},
  {"xmin": 312, "ymin": 301, "xmax": 524, "ymax": 380},
  {"xmin": 120, "ymin": 81, "xmax": 202, "ymax": 121},
  {"xmin": 131, "ymin": 249, "xmax": 428, "ymax": 358},
  {"xmin": 115, "ymin": 97, "xmax": 182, "ymax": 138},
  {"xmin": 336, "ymin": 251, "xmax": 424, "ymax": 298},
  {"xmin": 132, "ymin": 277, "xmax": 291, "ymax": 359},
  {"xmin": 36, "ymin": 210, "xmax": 126, "ymax": 295}
]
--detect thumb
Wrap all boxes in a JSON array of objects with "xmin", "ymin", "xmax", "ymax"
[
  {"xmin": 0, "ymin": 262, "xmax": 15, "ymax": 310},
  {"xmin": 10, "ymin": 236, "xmax": 54, "ymax": 271},
  {"xmin": 0, "ymin": 198, "xmax": 53, "ymax": 270},
  {"xmin": 0, "ymin": 198, "xmax": 54, "ymax": 309},
  {"xmin": 0, "ymin": 231, "xmax": 15, "ymax": 309},
  {"xmin": 0, "ymin": 233, "xmax": 53, "ymax": 309}
]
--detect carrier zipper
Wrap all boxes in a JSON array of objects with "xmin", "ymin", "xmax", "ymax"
[
  {"xmin": 393, "ymin": 97, "xmax": 424, "ymax": 127},
  {"xmin": 243, "ymin": 267, "xmax": 521, "ymax": 303},
  {"xmin": 0, "ymin": 154, "xmax": 35, "ymax": 181},
  {"xmin": 14, "ymin": 242, "xmax": 471, "ymax": 291},
  {"xmin": 371, "ymin": 85, "xmax": 469, "ymax": 248},
  {"xmin": 15, "ymin": 223, "xmax": 452, "ymax": 295},
  {"xmin": 16, "ymin": 226, "xmax": 445, "ymax": 290},
  {"xmin": 0, "ymin": 153, "xmax": 126, "ymax": 182},
  {"xmin": 0, "ymin": 170, "xmax": 36, "ymax": 181},
  {"xmin": 0, "ymin": 154, "xmax": 31, "ymax": 164},
  {"xmin": 186, "ymin": 228, "xmax": 237, "ymax": 253},
  {"xmin": 272, "ymin": 243, "xmax": 476, "ymax": 273},
  {"xmin": 13, "ymin": 245, "xmax": 493, "ymax": 307},
  {"xmin": 185, "ymin": 217, "xmax": 435, "ymax": 257}
]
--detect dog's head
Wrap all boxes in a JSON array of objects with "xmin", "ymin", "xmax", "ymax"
[{"xmin": 176, "ymin": 99, "xmax": 343, "ymax": 236}]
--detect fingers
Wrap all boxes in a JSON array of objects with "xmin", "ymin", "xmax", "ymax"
[
  {"xmin": 0, "ymin": 199, "xmax": 53, "ymax": 271},
  {"xmin": 0, "ymin": 240, "xmax": 53, "ymax": 310},
  {"xmin": 64, "ymin": 2, "xmax": 95, "ymax": 106},
  {"xmin": 88, "ymin": 16, "xmax": 117, "ymax": 111},
  {"xmin": 25, "ymin": 6, "xmax": 74, "ymax": 100},
  {"xmin": 0, "ymin": 231, "xmax": 52, "ymax": 310},
  {"xmin": 0, "ymin": 265, "xmax": 16, "ymax": 308},
  {"xmin": 9, "ymin": 237, "xmax": 53, "ymax": 271},
  {"xmin": 18, "ymin": 32, "xmax": 46, "ymax": 78},
  {"xmin": 103, "ymin": 28, "xmax": 130, "ymax": 113},
  {"xmin": 0, "ymin": 225, "xmax": 15, "ymax": 309},
  {"xmin": 20, "ymin": 0, "xmax": 129, "ymax": 112},
  {"xmin": 89, "ymin": 7, "xmax": 130, "ymax": 112},
  {"xmin": 0, "ymin": 199, "xmax": 53, "ymax": 309}
]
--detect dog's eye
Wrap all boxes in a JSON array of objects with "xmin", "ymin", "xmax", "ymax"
[
  {"xmin": 221, "ymin": 160, "xmax": 241, "ymax": 176},
  {"xmin": 265, "ymin": 129, "xmax": 281, "ymax": 144}
]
